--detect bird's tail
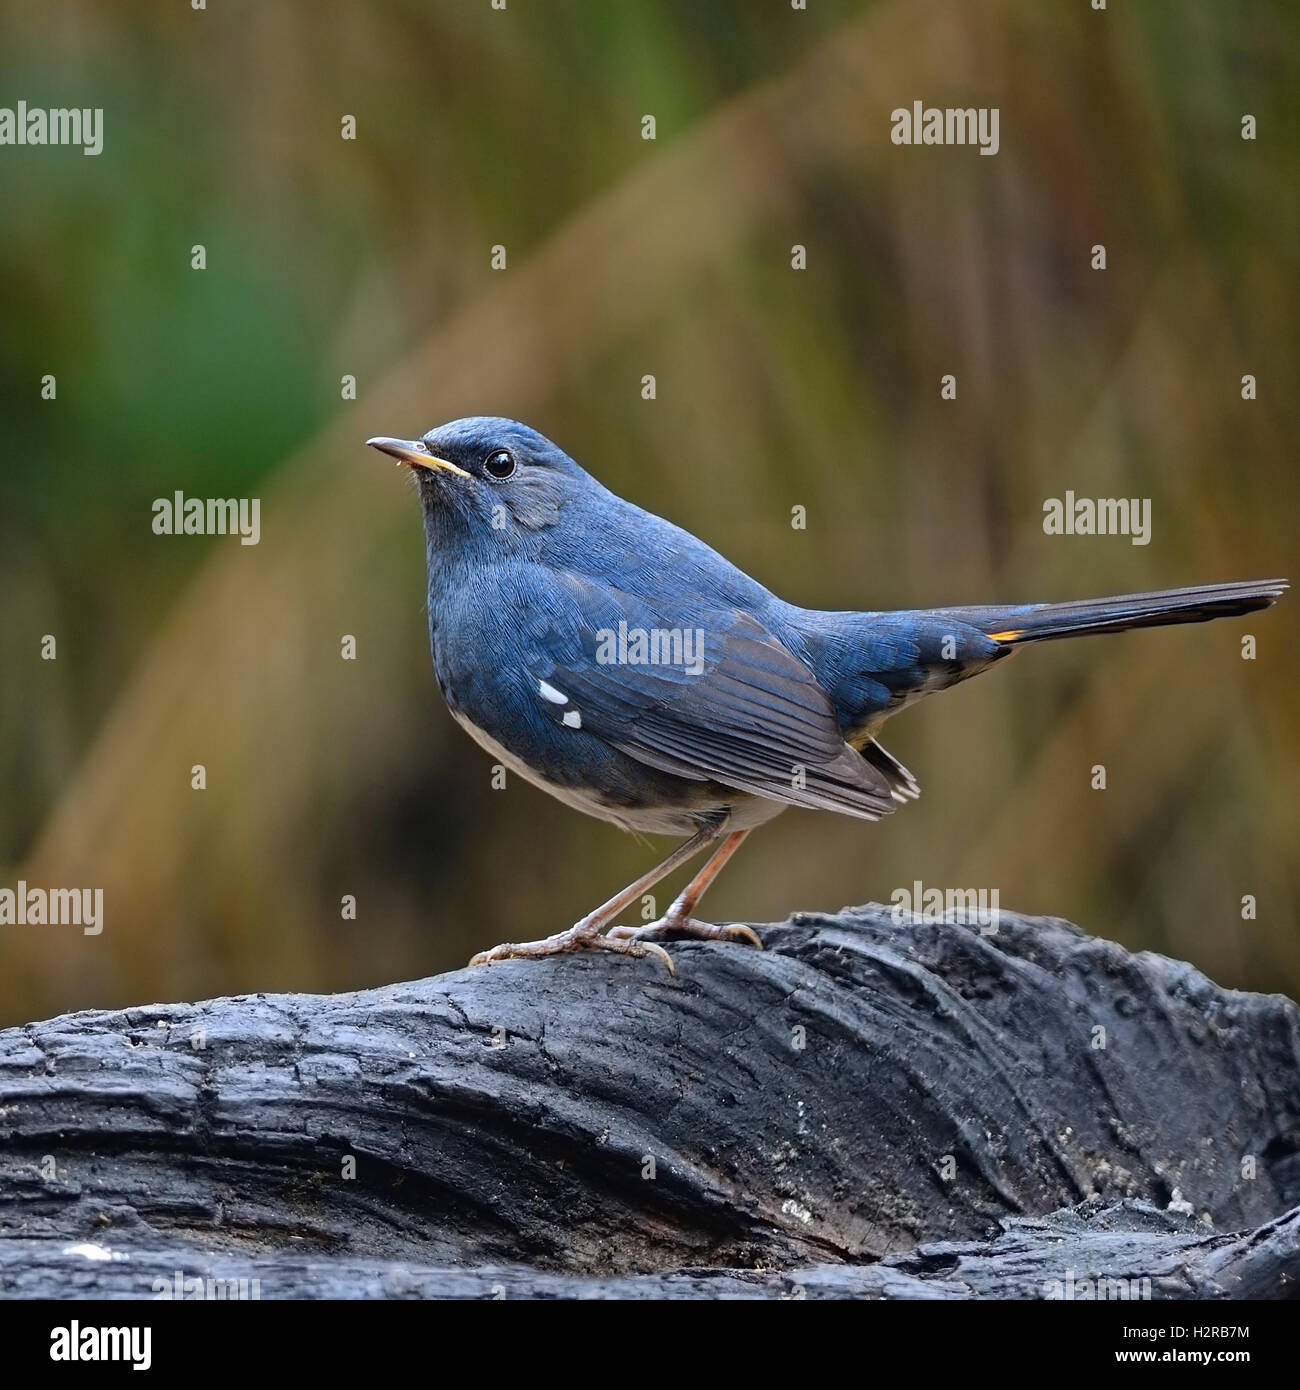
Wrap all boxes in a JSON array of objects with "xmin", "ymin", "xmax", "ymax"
[
  {"xmin": 809, "ymin": 577, "xmax": 1285, "ymax": 762},
  {"xmin": 960, "ymin": 578, "xmax": 1287, "ymax": 645}
]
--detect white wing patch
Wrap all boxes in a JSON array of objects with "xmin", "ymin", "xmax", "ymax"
[{"xmin": 539, "ymin": 677, "xmax": 581, "ymax": 725}]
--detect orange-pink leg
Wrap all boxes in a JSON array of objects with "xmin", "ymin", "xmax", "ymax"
[
  {"xmin": 606, "ymin": 829, "xmax": 761, "ymax": 950},
  {"xmin": 469, "ymin": 819, "xmax": 730, "ymax": 973}
]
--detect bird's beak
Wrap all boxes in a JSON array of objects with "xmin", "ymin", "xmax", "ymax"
[{"xmin": 365, "ymin": 436, "xmax": 471, "ymax": 478}]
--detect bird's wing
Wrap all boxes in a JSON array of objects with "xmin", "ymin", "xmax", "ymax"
[{"xmin": 523, "ymin": 571, "xmax": 896, "ymax": 821}]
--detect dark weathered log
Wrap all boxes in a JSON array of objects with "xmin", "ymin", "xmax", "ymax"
[
  {"xmin": 1, "ymin": 905, "xmax": 1298, "ymax": 1299},
  {"xmin": 2, "ymin": 1201, "xmax": 1297, "ymax": 1300}
]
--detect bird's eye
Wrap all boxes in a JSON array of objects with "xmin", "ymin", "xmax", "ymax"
[{"xmin": 484, "ymin": 450, "xmax": 516, "ymax": 480}]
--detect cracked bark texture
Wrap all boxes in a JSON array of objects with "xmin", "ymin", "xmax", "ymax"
[{"xmin": 1, "ymin": 905, "xmax": 1298, "ymax": 1299}]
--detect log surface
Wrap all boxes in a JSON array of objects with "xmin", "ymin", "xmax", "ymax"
[{"xmin": 2, "ymin": 905, "xmax": 1298, "ymax": 1299}]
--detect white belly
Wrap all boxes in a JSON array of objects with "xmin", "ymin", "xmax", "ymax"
[{"xmin": 447, "ymin": 709, "xmax": 785, "ymax": 836}]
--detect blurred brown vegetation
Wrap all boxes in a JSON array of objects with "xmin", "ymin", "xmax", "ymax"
[{"xmin": 1, "ymin": 0, "xmax": 1297, "ymax": 1025}]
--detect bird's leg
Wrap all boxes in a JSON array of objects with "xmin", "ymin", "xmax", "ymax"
[
  {"xmin": 606, "ymin": 830, "xmax": 761, "ymax": 949},
  {"xmin": 468, "ymin": 818, "xmax": 728, "ymax": 972}
]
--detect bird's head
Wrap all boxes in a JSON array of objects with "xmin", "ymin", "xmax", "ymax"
[{"xmin": 367, "ymin": 417, "xmax": 604, "ymax": 562}]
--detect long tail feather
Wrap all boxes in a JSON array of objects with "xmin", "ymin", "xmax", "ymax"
[{"xmin": 966, "ymin": 578, "xmax": 1287, "ymax": 645}]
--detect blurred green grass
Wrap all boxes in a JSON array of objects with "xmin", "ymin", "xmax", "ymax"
[{"xmin": 1, "ymin": 0, "xmax": 1297, "ymax": 1024}]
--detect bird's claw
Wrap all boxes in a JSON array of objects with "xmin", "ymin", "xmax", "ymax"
[
  {"xmin": 468, "ymin": 928, "xmax": 676, "ymax": 975},
  {"xmin": 606, "ymin": 918, "xmax": 763, "ymax": 950},
  {"xmin": 603, "ymin": 937, "xmax": 676, "ymax": 975}
]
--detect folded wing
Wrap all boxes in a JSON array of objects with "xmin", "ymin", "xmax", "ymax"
[{"xmin": 528, "ymin": 572, "xmax": 896, "ymax": 821}]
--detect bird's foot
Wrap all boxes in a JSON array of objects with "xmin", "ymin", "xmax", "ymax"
[
  {"xmin": 469, "ymin": 925, "xmax": 676, "ymax": 974},
  {"xmin": 606, "ymin": 917, "xmax": 763, "ymax": 949}
]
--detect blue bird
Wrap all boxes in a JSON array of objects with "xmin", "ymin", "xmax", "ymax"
[{"xmin": 367, "ymin": 418, "xmax": 1286, "ymax": 972}]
